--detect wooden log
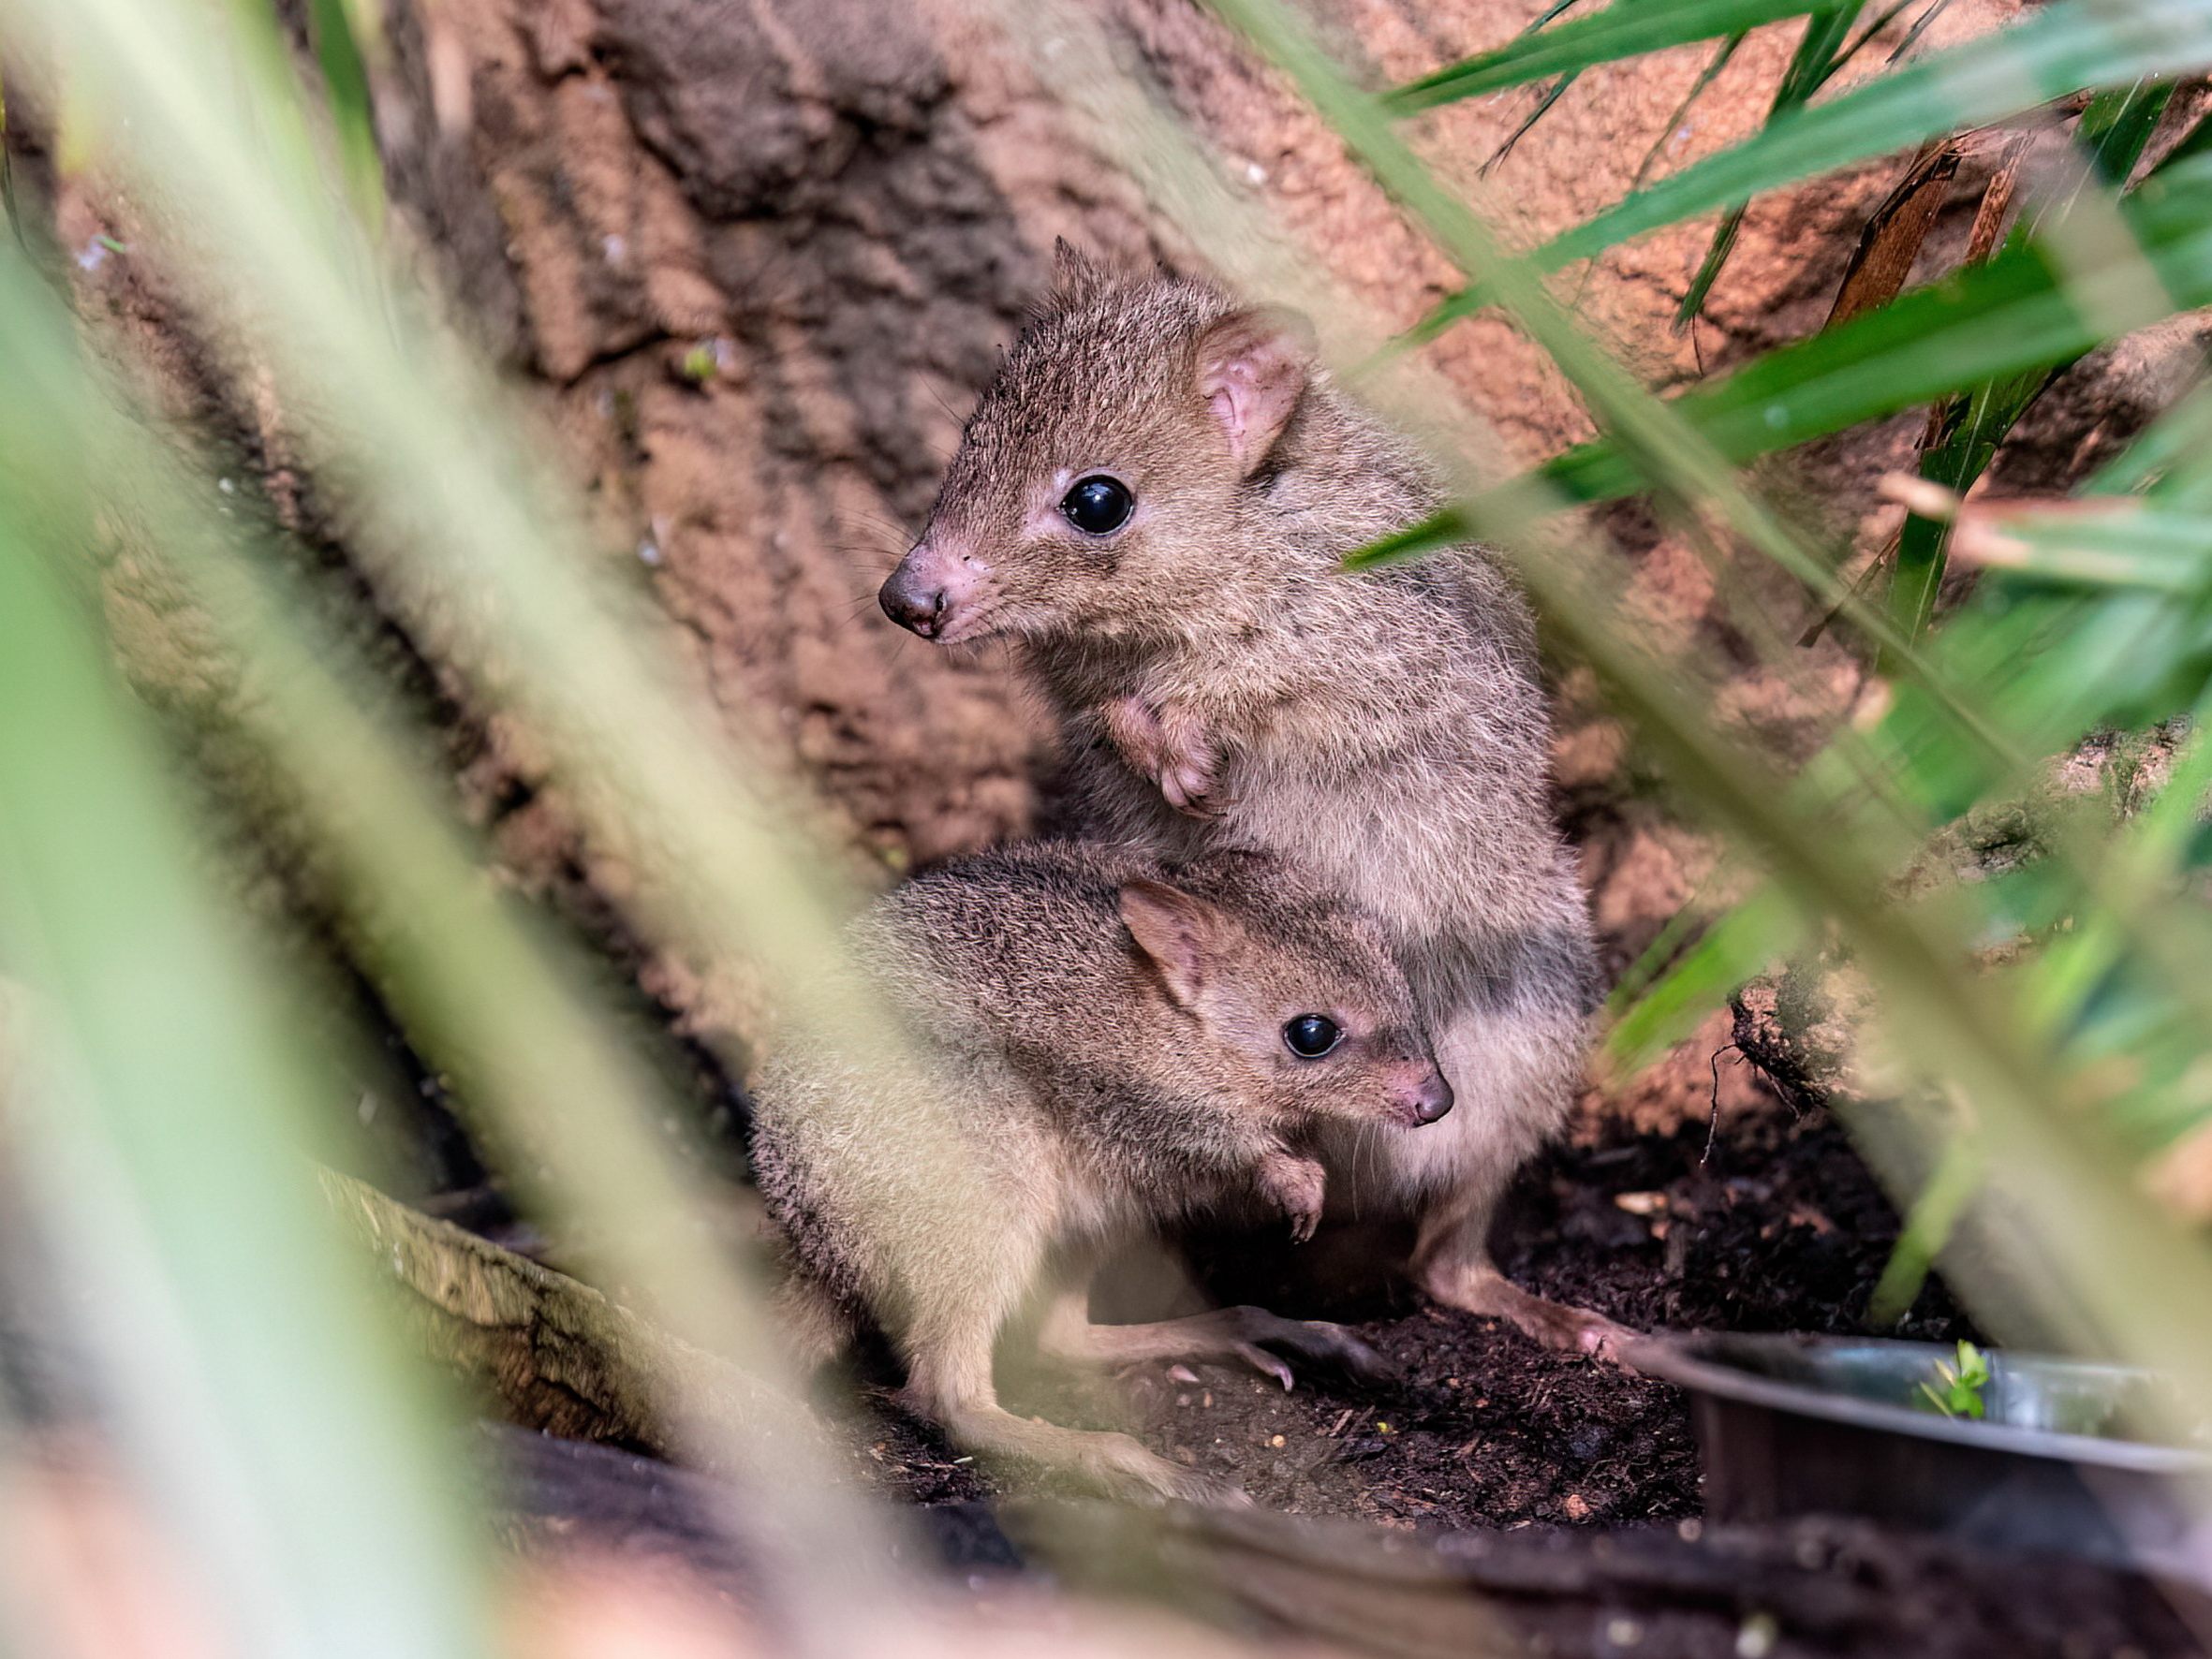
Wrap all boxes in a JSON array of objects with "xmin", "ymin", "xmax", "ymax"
[{"xmin": 320, "ymin": 1169, "xmax": 803, "ymax": 1459}]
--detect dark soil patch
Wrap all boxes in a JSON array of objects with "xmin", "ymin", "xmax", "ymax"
[
  {"xmin": 1497, "ymin": 1101, "xmax": 1975, "ymax": 1345},
  {"xmin": 494, "ymin": 1428, "xmax": 2207, "ymax": 1659},
  {"xmin": 1108, "ymin": 1301, "xmax": 1697, "ymax": 1529},
  {"xmin": 485, "ymin": 1101, "xmax": 2193, "ymax": 1659},
  {"xmin": 841, "ymin": 1099, "xmax": 1975, "ymax": 1528}
]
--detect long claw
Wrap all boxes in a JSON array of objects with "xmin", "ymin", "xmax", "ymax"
[{"xmin": 1236, "ymin": 1343, "xmax": 1296, "ymax": 1390}]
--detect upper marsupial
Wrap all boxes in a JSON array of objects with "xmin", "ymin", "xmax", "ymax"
[
  {"xmin": 750, "ymin": 841, "xmax": 1452, "ymax": 1505},
  {"xmin": 879, "ymin": 244, "xmax": 1619, "ymax": 1357}
]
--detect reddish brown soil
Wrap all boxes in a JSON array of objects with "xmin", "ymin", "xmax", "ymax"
[
  {"xmin": 97, "ymin": 0, "xmax": 2177, "ymax": 1062},
  {"xmin": 35, "ymin": 0, "xmax": 2197, "ymax": 1086}
]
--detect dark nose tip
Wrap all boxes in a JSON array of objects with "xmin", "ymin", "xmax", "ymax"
[
  {"xmin": 878, "ymin": 566, "xmax": 947, "ymax": 638},
  {"xmin": 1410, "ymin": 1072, "xmax": 1453, "ymax": 1125}
]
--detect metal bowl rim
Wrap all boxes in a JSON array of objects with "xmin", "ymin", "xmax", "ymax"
[{"xmin": 1625, "ymin": 1331, "xmax": 2212, "ymax": 1475}]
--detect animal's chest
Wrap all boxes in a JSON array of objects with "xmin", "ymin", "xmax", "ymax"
[
  {"xmin": 1040, "ymin": 648, "xmax": 1153, "ymax": 717},
  {"xmin": 1043, "ymin": 643, "xmax": 1498, "ymax": 935},
  {"xmin": 1071, "ymin": 732, "xmax": 1445, "ymax": 936}
]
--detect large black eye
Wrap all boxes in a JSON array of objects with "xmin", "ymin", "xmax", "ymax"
[
  {"xmin": 1060, "ymin": 474, "xmax": 1134, "ymax": 536},
  {"xmin": 1282, "ymin": 1015, "xmax": 1342, "ymax": 1059}
]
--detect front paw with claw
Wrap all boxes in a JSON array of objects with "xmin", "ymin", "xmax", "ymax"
[
  {"xmin": 1256, "ymin": 1151, "xmax": 1327, "ymax": 1243},
  {"xmin": 1100, "ymin": 696, "xmax": 1231, "ymax": 820}
]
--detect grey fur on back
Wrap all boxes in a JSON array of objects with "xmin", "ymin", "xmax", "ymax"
[
  {"xmin": 748, "ymin": 840, "xmax": 1437, "ymax": 1337},
  {"xmin": 897, "ymin": 257, "xmax": 1600, "ymax": 1308}
]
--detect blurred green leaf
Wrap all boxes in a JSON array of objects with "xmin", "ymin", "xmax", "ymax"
[
  {"xmin": 0, "ymin": 486, "xmax": 493, "ymax": 1659},
  {"xmin": 2089, "ymin": 376, "xmax": 2212, "ymax": 497},
  {"xmin": 1676, "ymin": 2, "xmax": 1865, "ymax": 327},
  {"xmin": 1415, "ymin": 0, "xmax": 2212, "ymax": 334},
  {"xmin": 0, "ymin": 0, "xmax": 918, "ymax": 1639},
  {"xmin": 1953, "ymin": 507, "xmax": 2212, "ymax": 592},
  {"xmin": 1869, "ymin": 1132, "xmax": 1980, "ymax": 1327},
  {"xmin": 1601, "ymin": 887, "xmax": 1805, "ymax": 1079},
  {"xmin": 1510, "ymin": 154, "xmax": 2212, "ymax": 507},
  {"xmin": 304, "ymin": 0, "xmax": 385, "ymax": 222},
  {"xmin": 2024, "ymin": 696, "xmax": 2212, "ymax": 1028},
  {"xmin": 1386, "ymin": 0, "xmax": 1840, "ymax": 113}
]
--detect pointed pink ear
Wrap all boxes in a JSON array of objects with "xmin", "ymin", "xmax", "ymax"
[
  {"xmin": 1050, "ymin": 237, "xmax": 1113, "ymax": 305},
  {"xmin": 1118, "ymin": 879, "xmax": 1231, "ymax": 1009},
  {"xmin": 1194, "ymin": 306, "xmax": 1317, "ymax": 473}
]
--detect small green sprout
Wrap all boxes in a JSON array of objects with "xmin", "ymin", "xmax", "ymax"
[
  {"xmin": 679, "ymin": 342, "xmax": 718, "ymax": 384},
  {"xmin": 1919, "ymin": 1341, "xmax": 1990, "ymax": 1419}
]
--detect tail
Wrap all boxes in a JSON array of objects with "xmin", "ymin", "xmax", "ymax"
[
  {"xmin": 771, "ymin": 1267, "xmax": 857, "ymax": 1376},
  {"xmin": 750, "ymin": 1102, "xmax": 864, "ymax": 1376}
]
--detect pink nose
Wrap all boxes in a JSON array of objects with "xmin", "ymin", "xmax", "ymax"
[
  {"xmin": 880, "ymin": 551, "xmax": 948, "ymax": 636},
  {"xmin": 1391, "ymin": 1067, "xmax": 1453, "ymax": 1126},
  {"xmin": 878, "ymin": 539, "xmax": 984, "ymax": 639}
]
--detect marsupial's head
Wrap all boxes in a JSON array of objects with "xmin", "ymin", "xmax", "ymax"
[
  {"xmin": 1114, "ymin": 857, "xmax": 1451, "ymax": 1133},
  {"xmin": 880, "ymin": 244, "xmax": 1316, "ymax": 646}
]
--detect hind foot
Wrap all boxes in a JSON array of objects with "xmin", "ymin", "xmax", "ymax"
[{"xmin": 1423, "ymin": 1261, "xmax": 1639, "ymax": 1362}]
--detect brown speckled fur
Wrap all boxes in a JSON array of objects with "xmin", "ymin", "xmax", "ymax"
[
  {"xmin": 885, "ymin": 252, "xmax": 1619, "ymax": 1356},
  {"xmin": 750, "ymin": 842, "xmax": 1450, "ymax": 1503}
]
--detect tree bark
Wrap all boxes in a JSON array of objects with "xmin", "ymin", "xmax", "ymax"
[{"xmin": 320, "ymin": 1168, "xmax": 800, "ymax": 1456}]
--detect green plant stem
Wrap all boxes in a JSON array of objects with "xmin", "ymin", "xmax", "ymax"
[
  {"xmin": 1209, "ymin": 0, "xmax": 2005, "ymax": 749},
  {"xmin": 1387, "ymin": 0, "xmax": 1838, "ymax": 111},
  {"xmin": 0, "ymin": 489, "xmax": 494, "ymax": 1659},
  {"xmin": 1836, "ymin": 0, "xmax": 1924, "ymax": 70},
  {"xmin": 1629, "ymin": 33, "xmax": 1747, "ymax": 193},
  {"xmin": 1868, "ymin": 1128, "xmax": 1982, "ymax": 1327},
  {"xmin": 1411, "ymin": 0, "xmax": 2212, "ymax": 334},
  {"xmin": 1676, "ymin": 2, "xmax": 1866, "ymax": 328}
]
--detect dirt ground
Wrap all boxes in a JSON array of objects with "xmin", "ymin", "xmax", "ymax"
[
  {"xmin": 14, "ymin": 1, "xmax": 2204, "ymax": 1647},
  {"xmin": 835, "ymin": 1094, "xmax": 1974, "ymax": 1530},
  {"xmin": 531, "ymin": 1096, "xmax": 2207, "ymax": 1659}
]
